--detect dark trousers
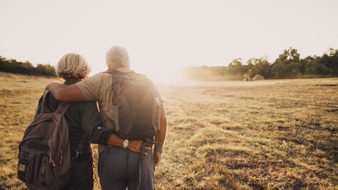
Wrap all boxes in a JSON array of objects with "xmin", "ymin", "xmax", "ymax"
[
  {"xmin": 98, "ymin": 144, "xmax": 155, "ymax": 190},
  {"xmin": 61, "ymin": 155, "xmax": 94, "ymax": 190}
]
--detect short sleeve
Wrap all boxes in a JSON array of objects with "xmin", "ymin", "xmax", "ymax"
[
  {"xmin": 152, "ymin": 83, "xmax": 164, "ymax": 102},
  {"xmin": 76, "ymin": 73, "xmax": 103, "ymax": 102}
]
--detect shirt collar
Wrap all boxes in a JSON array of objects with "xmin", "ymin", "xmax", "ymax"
[{"xmin": 108, "ymin": 67, "xmax": 134, "ymax": 73}]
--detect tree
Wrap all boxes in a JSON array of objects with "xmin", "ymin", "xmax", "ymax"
[
  {"xmin": 0, "ymin": 55, "xmax": 56, "ymax": 77},
  {"xmin": 246, "ymin": 57, "xmax": 271, "ymax": 78},
  {"xmin": 274, "ymin": 47, "xmax": 300, "ymax": 65},
  {"xmin": 320, "ymin": 49, "xmax": 338, "ymax": 76},
  {"xmin": 36, "ymin": 64, "xmax": 56, "ymax": 76},
  {"xmin": 226, "ymin": 58, "xmax": 245, "ymax": 79},
  {"xmin": 272, "ymin": 48, "xmax": 302, "ymax": 78}
]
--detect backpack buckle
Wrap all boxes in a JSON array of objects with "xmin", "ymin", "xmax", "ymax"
[{"xmin": 71, "ymin": 149, "xmax": 81, "ymax": 162}]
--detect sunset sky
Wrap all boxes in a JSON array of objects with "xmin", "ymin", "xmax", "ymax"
[{"xmin": 0, "ymin": 0, "xmax": 337, "ymax": 82}]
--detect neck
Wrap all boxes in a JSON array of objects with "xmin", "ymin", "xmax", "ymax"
[{"xmin": 64, "ymin": 80, "xmax": 81, "ymax": 85}]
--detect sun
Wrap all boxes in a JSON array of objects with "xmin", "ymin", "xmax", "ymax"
[{"xmin": 141, "ymin": 67, "xmax": 185, "ymax": 85}]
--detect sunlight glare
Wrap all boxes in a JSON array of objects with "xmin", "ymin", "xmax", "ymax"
[{"xmin": 141, "ymin": 67, "xmax": 185, "ymax": 85}]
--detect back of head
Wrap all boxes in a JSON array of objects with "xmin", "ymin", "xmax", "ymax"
[
  {"xmin": 56, "ymin": 53, "xmax": 91, "ymax": 81},
  {"xmin": 106, "ymin": 46, "xmax": 130, "ymax": 69}
]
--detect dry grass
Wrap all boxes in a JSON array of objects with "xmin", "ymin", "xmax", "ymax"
[
  {"xmin": 0, "ymin": 72, "xmax": 57, "ymax": 189},
  {"xmin": 0, "ymin": 72, "xmax": 337, "ymax": 190}
]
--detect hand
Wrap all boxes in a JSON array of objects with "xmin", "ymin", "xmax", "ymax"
[
  {"xmin": 154, "ymin": 151, "xmax": 161, "ymax": 166},
  {"xmin": 127, "ymin": 140, "xmax": 143, "ymax": 153}
]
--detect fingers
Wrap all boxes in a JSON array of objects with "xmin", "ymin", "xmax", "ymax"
[
  {"xmin": 144, "ymin": 146, "xmax": 152, "ymax": 151},
  {"xmin": 128, "ymin": 140, "xmax": 144, "ymax": 153},
  {"xmin": 154, "ymin": 151, "xmax": 161, "ymax": 166},
  {"xmin": 128, "ymin": 141, "xmax": 157, "ymax": 158},
  {"xmin": 128, "ymin": 140, "xmax": 140, "ymax": 152},
  {"xmin": 142, "ymin": 144, "xmax": 152, "ymax": 156}
]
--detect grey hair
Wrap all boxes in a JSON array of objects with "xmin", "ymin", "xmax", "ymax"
[
  {"xmin": 56, "ymin": 53, "xmax": 91, "ymax": 80},
  {"xmin": 105, "ymin": 46, "xmax": 130, "ymax": 69}
]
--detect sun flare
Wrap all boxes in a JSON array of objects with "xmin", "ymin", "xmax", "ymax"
[{"xmin": 142, "ymin": 67, "xmax": 185, "ymax": 84}]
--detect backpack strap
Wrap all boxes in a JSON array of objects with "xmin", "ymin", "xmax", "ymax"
[
  {"xmin": 105, "ymin": 69, "xmax": 137, "ymax": 79},
  {"xmin": 55, "ymin": 103, "xmax": 71, "ymax": 115},
  {"xmin": 72, "ymin": 134, "xmax": 90, "ymax": 162},
  {"xmin": 40, "ymin": 90, "xmax": 51, "ymax": 113},
  {"xmin": 40, "ymin": 90, "xmax": 70, "ymax": 114},
  {"xmin": 105, "ymin": 69, "xmax": 131, "ymax": 106}
]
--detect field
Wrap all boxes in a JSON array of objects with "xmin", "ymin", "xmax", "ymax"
[{"xmin": 0, "ymin": 72, "xmax": 337, "ymax": 190}]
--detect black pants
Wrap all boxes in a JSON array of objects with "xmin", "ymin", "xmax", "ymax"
[{"xmin": 61, "ymin": 155, "xmax": 94, "ymax": 190}]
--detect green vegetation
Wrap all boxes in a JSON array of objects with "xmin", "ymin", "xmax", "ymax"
[
  {"xmin": 0, "ymin": 56, "xmax": 56, "ymax": 77},
  {"xmin": 183, "ymin": 48, "xmax": 338, "ymax": 80},
  {"xmin": 2, "ymin": 47, "xmax": 338, "ymax": 81},
  {"xmin": 1, "ymin": 72, "xmax": 337, "ymax": 189}
]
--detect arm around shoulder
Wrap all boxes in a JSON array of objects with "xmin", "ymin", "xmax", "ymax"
[{"xmin": 47, "ymin": 82, "xmax": 86, "ymax": 102}]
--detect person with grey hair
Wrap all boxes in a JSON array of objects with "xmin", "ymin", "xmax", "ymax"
[
  {"xmin": 46, "ymin": 46, "xmax": 168, "ymax": 190},
  {"xmin": 35, "ymin": 53, "xmax": 144, "ymax": 190}
]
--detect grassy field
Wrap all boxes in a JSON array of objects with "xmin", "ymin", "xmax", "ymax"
[{"xmin": 0, "ymin": 72, "xmax": 337, "ymax": 190}]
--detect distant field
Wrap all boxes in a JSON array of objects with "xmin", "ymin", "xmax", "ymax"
[{"xmin": 0, "ymin": 72, "xmax": 337, "ymax": 190}]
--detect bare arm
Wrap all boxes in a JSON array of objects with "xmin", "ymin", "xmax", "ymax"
[
  {"xmin": 157, "ymin": 102, "xmax": 167, "ymax": 145},
  {"xmin": 47, "ymin": 82, "xmax": 86, "ymax": 102},
  {"xmin": 154, "ymin": 102, "xmax": 168, "ymax": 165}
]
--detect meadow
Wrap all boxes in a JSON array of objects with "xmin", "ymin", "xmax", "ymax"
[{"xmin": 0, "ymin": 71, "xmax": 337, "ymax": 190}]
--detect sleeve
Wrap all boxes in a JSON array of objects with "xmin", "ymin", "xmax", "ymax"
[
  {"xmin": 80, "ymin": 101, "xmax": 111, "ymax": 145},
  {"xmin": 75, "ymin": 73, "xmax": 103, "ymax": 102},
  {"xmin": 153, "ymin": 83, "xmax": 164, "ymax": 102}
]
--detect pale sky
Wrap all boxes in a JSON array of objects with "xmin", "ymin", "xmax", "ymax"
[{"xmin": 0, "ymin": 0, "xmax": 337, "ymax": 82}]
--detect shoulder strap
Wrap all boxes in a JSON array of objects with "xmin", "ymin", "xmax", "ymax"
[
  {"xmin": 40, "ymin": 90, "xmax": 51, "ymax": 113},
  {"xmin": 72, "ymin": 134, "xmax": 89, "ymax": 162},
  {"xmin": 55, "ymin": 103, "xmax": 71, "ymax": 115},
  {"xmin": 105, "ymin": 69, "xmax": 136, "ymax": 79},
  {"xmin": 40, "ymin": 90, "xmax": 70, "ymax": 114}
]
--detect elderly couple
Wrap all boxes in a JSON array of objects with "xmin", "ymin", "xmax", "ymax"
[{"xmin": 41, "ymin": 46, "xmax": 167, "ymax": 190}]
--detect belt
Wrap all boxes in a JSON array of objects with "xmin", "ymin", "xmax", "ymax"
[{"xmin": 142, "ymin": 137, "xmax": 156, "ymax": 144}]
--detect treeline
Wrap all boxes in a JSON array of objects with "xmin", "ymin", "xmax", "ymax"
[
  {"xmin": 0, "ymin": 56, "xmax": 56, "ymax": 77},
  {"xmin": 183, "ymin": 48, "xmax": 338, "ymax": 80}
]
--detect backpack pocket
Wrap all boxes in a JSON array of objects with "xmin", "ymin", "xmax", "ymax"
[
  {"xmin": 38, "ymin": 155, "xmax": 53, "ymax": 186},
  {"xmin": 18, "ymin": 151, "xmax": 32, "ymax": 183},
  {"xmin": 18, "ymin": 140, "xmax": 54, "ymax": 188}
]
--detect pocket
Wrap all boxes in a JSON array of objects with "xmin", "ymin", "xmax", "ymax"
[
  {"xmin": 18, "ymin": 152, "xmax": 31, "ymax": 183},
  {"xmin": 39, "ymin": 155, "xmax": 52, "ymax": 186},
  {"xmin": 18, "ymin": 151, "xmax": 50, "ymax": 186},
  {"xmin": 24, "ymin": 153, "xmax": 37, "ymax": 184}
]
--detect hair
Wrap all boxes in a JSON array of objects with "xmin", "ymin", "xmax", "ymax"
[
  {"xmin": 105, "ymin": 46, "xmax": 130, "ymax": 69},
  {"xmin": 55, "ymin": 53, "xmax": 91, "ymax": 81}
]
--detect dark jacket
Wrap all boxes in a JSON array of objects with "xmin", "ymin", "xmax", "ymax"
[{"xmin": 35, "ymin": 81, "xmax": 109, "ymax": 158}]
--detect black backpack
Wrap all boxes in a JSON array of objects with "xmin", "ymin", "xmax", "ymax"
[
  {"xmin": 18, "ymin": 91, "xmax": 72, "ymax": 190},
  {"xmin": 107, "ymin": 69, "xmax": 161, "ymax": 139}
]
